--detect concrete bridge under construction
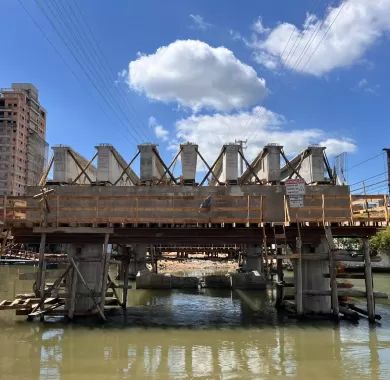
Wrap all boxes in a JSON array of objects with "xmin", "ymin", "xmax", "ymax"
[{"xmin": 0, "ymin": 142, "xmax": 389, "ymax": 323}]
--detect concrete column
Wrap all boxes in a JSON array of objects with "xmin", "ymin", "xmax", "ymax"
[
  {"xmin": 180, "ymin": 143, "xmax": 198, "ymax": 185},
  {"xmin": 222, "ymin": 144, "xmax": 239, "ymax": 184},
  {"xmin": 138, "ymin": 144, "xmax": 163, "ymax": 182},
  {"xmin": 300, "ymin": 146, "xmax": 325, "ymax": 183},
  {"xmin": 128, "ymin": 243, "xmax": 149, "ymax": 278},
  {"xmin": 96, "ymin": 144, "xmax": 134, "ymax": 185},
  {"xmin": 66, "ymin": 243, "xmax": 104, "ymax": 316},
  {"xmin": 259, "ymin": 144, "xmax": 282, "ymax": 183},
  {"xmin": 52, "ymin": 146, "xmax": 96, "ymax": 184},
  {"xmin": 242, "ymin": 244, "xmax": 263, "ymax": 273},
  {"xmin": 300, "ymin": 237, "xmax": 331, "ymax": 314}
]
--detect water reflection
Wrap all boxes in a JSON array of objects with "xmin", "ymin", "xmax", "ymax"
[
  {"xmin": 0, "ymin": 322, "xmax": 388, "ymax": 380},
  {"xmin": 0, "ymin": 267, "xmax": 390, "ymax": 379}
]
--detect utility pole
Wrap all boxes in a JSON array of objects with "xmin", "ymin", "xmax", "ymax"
[
  {"xmin": 235, "ymin": 139, "xmax": 247, "ymax": 176},
  {"xmin": 384, "ymin": 148, "xmax": 390, "ymax": 195}
]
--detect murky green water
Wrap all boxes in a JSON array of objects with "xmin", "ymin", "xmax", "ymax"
[{"xmin": 0, "ymin": 266, "xmax": 390, "ymax": 379}]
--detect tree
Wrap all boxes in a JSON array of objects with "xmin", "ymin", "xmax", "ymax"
[{"xmin": 369, "ymin": 227, "xmax": 390, "ymax": 255}]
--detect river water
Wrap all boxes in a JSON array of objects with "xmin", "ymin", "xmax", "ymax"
[{"xmin": 0, "ymin": 266, "xmax": 389, "ymax": 380}]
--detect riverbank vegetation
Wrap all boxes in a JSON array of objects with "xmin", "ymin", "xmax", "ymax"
[{"xmin": 370, "ymin": 227, "xmax": 390, "ymax": 256}]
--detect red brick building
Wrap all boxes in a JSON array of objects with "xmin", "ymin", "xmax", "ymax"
[{"xmin": 0, "ymin": 83, "xmax": 48, "ymax": 195}]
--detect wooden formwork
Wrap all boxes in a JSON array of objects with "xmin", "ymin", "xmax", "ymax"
[
  {"xmin": 351, "ymin": 194, "xmax": 389, "ymax": 225},
  {"xmin": 0, "ymin": 184, "xmax": 359, "ymax": 226}
]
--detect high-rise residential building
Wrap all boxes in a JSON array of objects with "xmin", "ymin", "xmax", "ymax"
[{"xmin": 0, "ymin": 83, "xmax": 48, "ymax": 196}]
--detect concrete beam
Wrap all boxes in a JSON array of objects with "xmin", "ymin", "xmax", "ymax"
[
  {"xmin": 240, "ymin": 144, "xmax": 282, "ymax": 184},
  {"xmin": 280, "ymin": 146, "xmax": 326, "ymax": 183},
  {"xmin": 211, "ymin": 144, "xmax": 240, "ymax": 185},
  {"xmin": 96, "ymin": 144, "xmax": 138, "ymax": 185},
  {"xmin": 52, "ymin": 145, "xmax": 96, "ymax": 184},
  {"xmin": 180, "ymin": 143, "xmax": 198, "ymax": 184},
  {"xmin": 138, "ymin": 144, "xmax": 165, "ymax": 182}
]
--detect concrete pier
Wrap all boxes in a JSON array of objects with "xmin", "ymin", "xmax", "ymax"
[
  {"xmin": 241, "ymin": 245, "xmax": 263, "ymax": 273},
  {"xmin": 231, "ymin": 271, "xmax": 266, "ymax": 290},
  {"xmin": 129, "ymin": 244, "xmax": 149, "ymax": 278},
  {"xmin": 66, "ymin": 243, "xmax": 104, "ymax": 317},
  {"xmin": 300, "ymin": 238, "xmax": 331, "ymax": 314}
]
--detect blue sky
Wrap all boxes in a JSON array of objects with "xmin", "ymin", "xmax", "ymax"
[{"xmin": 1, "ymin": 0, "xmax": 389, "ymax": 192}]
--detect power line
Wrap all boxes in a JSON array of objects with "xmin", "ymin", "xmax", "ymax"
[
  {"xmin": 301, "ymin": 0, "xmax": 346, "ymax": 71},
  {"xmin": 349, "ymin": 171, "xmax": 387, "ymax": 187},
  {"xmin": 43, "ymin": 0, "xmax": 149, "ymax": 143},
  {"xmin": 351, "ymin": 179, "xmax": 389, "ymax": 193},
  {"xmin": 284, "ymin": 0, "xmax": 324, "ymax": 68},
  {"xmin": 17, "ymin": 0, "xmax": 133, "ymax": 146},
  {"xmin": 33, "ymin": 0, "xmax": 142, "ymax": 145},
  {"xmin": 292, "ymin": 0, "xmax": 333, "ymax": 71},
  {"xmin": 66, "ymin": 0, "xmax": 154, "ymax": 142},
  {"xmin": 348, "ymin": 152, "xmax": 383, "ymax": 171}
]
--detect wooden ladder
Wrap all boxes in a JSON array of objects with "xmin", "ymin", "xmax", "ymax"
[
  {"xmin": 273, "ymin": 224, "xmax": 288, "ymax": 307},
  {"xmin": 324, "ymin": 225, "xmax": 340, "ymax": 319}
]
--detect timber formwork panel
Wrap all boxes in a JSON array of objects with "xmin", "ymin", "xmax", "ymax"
[{"xmin": 3, "ymin": 184, "xmax": 355, "ymax": 226}]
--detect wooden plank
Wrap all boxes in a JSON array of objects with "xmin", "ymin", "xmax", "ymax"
[
  {"xmin": 33, "ymin": 227, "xmax": 114, "ymax": 234},
  {"xmin": 35, "ymin": 232, "xmax": 46, "ymax": 297},
  {"xmin": 68, "ymin": 263, "xmax": 78, "ymax": 319},
  {"xmin": 99, "ymin": 233, "xmax": 111, "ymax": 314},
  {"xmin": 304, "ymin": 289, "xmax": 388, "ymax": 299},
  {"xmin": 325, "ymin": 226, "xmax": 339, "ymax": 319},
  {"xmin": 363, "ymin": 239, "xmax": 375, "ymax": 323},
  {"xmin": 295, "ymin": 237, "xmax": 303, "ymax": 316},
  {"xmin": 28, "ymin": 302, "xmax": 64, "ymax": 317},
  {"xmin": 324, "ymin": 273, "xmax": 366, "ymax": 279}
]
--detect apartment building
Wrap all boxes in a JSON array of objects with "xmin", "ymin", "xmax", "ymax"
[{"xmin": 0, "ymin": 83, "xmax": 48, "ymax": 195}]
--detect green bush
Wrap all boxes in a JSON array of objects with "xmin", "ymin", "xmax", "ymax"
[{"xmin": 370, "ymin": 227, "xmax": 390, "ymax": 255}]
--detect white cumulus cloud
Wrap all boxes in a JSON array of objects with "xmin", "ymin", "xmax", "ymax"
[
  {"xmin": 250, "ymin": 0, "xmax": 390, "ymax": 75},
  {"xmin": 175, "ymin": 106, "xmax": 356, "ymax": 166},
  {"xmin": 128, "ymin": 40, "xmax": 267, "ymax": 112},
  {"xmin": 149, "ymin": 116, "xmax": 169, "ymax": 141}
]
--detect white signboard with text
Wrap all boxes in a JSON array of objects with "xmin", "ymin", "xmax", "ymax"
[
  {"xmin": 285, "ymin": 179, "xmax": 305, "ymax": 208},
  {"xmin": 285, "ymin": 178, "xmax": 306, "ymax": 196}
]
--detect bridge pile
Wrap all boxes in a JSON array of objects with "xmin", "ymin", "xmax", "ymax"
[{"xmin": 0, "ymin": 143, "xmax": 388, "ymax": 323}]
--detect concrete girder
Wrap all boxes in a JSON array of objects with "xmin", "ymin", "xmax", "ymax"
[
  {"xmin": 138, "ymin": 144, "xmax": 167, "ymax": 183},
  {"xmin": 52, "ymin": 145, "xmax": 97, "ymax": 184},
  {"xmin": 209, "ymin": 143, "xmax": 240, "ymax": 185},
  {"xmin": 280, "ymin": 146, "xmax": 329, "ymax": 184},
  {"xmin": 96, "ymin": 144, "xmax": 138, "ymax": 185},
  {"xmin": 240, "ymin": 144, "xmax": 282, "ymax": 184}
]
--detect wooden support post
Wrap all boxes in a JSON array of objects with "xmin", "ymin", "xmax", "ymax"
[
  {"xmin": 99, "ymin": 233, "xmax": 111, "ymax": 313},
  {"xmin": 39, "ymin": 260, "xmax": 47, "ymax": 320},
  {"xmin": 35, "ymin": 232, "xmax": 46, "ymax": 297},
  {"xmin": 276, "ymin": 250, "xmax": 284, "ymax": 307},
  {"xmin": 122, "ymin": 253, "xmax": 130, "ymax": 310},
  {"xmin": 363, "ymin": 239, "xmax": 375, "ymax": 323},
  {"xmin": 2, "ymin": 195, "xmax": 6, "ymax": 224},
  {"xmin": 68, "ymin": 263, "xmax": 78, "ymax": 320},
  {"xmin": 295, "ymin": 237, "xmax": 303, "ymax": 316},
  {"xmin": 107, "ymin": 273, "xmax": 122, "ymax": 306},
  {"xmin": 325, "ymin": 227, "xmax": 339, "ymax": 319},
  {"xmin": 349, "ymin": 194, "xmax": 354, "ymax": 225}
]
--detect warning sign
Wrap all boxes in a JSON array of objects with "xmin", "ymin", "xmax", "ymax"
[
  {"xmin": 285, "ymin": 178, "xmax": 306, "ymax": 196},
  {"xmin": 289, "ymin": 195, "xmax": 304, "ymax": 208}
]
